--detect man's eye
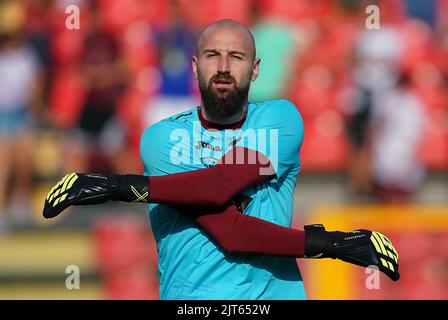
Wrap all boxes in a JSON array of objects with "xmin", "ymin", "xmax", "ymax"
[
  {"xmin": 206, "ymin": 53, "xmax": 217, "ymax": 58},
  {"xmin": 231, "ymin": 55, "xmax": 243, "ymax": 60}
]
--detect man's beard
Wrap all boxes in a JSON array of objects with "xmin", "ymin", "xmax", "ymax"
[{"xmin": 199, "ymin": 72, "xmax": 250, "ymax": 123}]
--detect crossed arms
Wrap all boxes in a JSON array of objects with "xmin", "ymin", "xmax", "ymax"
[{"xmin": 43, "ymin": 146, "xmax": 400, "ymax": 281}]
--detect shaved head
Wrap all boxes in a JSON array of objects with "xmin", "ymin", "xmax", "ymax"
[{"xmin": 196, "ymin": 19, "xmax": 256, "ymax": 60}]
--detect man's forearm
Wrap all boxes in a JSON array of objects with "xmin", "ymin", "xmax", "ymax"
[
  {"xmin": 113, "ymin": 163, "xmax": 269, "ymax": 206},
  {"xmin": 115, "ymin": 147, "xmax": 274, "ymax": 207},
  {"xmin": 177, "ymin": 203, "xmax": 306, "ymax": 257},
  {"xmin": 149, "ymin": 163, "xmax": 269, "ymax": 207},
  {"xmin": 150, "ymin": 147, "xmax": 273, "ymax": 206},
  {"xmin": 176, "ymin": 204, "xmax": 400, "ymax": 281},
  {"xmin": 43, "ymin": 148, "xmax": 274, "ymax": 218}
]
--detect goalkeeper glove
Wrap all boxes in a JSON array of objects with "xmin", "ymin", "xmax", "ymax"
[
  {"xmin": 43, "ymin": 173, "xmax": 149, "ymax": 219},
  {"xmin": 304, "ymin": 224, "xmax": 400, "ymax": 281}
]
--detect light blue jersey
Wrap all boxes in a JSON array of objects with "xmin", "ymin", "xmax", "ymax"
[{"xmin": 140, "ymin": 99, "xmax": 305, "ymax": 299}]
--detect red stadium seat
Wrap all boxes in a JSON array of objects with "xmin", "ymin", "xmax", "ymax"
[
  {"xmin": 359, "ymin": 231, "xmax": 448, "ymax": 300},
  {"xmin": 50, "ymin": 30, "xmax": 85, "ymax": 65},
  {"xmin": 121, "ymin": 29, "xmax": 158, "ymax": 75},
  {"xmin": 97, "ymin": 0, "xmax": 140, "ymax": 34},
  {"xmin": 399, "ymin": 21, "xmax": 433, "ymax": 72},
  {"xmin": 177, "ymin": 0, "xmax": 214, "ymax": 28},
  {"xmin": 91, "ymin": 215, "xmax": 159, "ymax": 299},
  {"xmin": 92, "ymin": 216, "xmax": 151, "ymax": 272},
  {"xmin": 49, "ymin": 67, "xmax": 86, "ymax": 129},
  {"xmin": 104, "ymin": 270, "xmax": 158, "ymax": 300},
  {"xmin": 417, "ymin": 94, "xmax": 448, "ymax": 170},
  {"xmin": 138, "ymin": 0, "xmax": 170, "ymax": 27},
  {"xmin": 300, "ymin": 114, "xmax": 349, "ymax": 172},
  {"xmin": 178, "ymin": 0, "xmax": 252, "ymax": 27},
  {"xmin": 212, "ymin": 0, "xmax": 252, "ymax": 25},
  {"xmin": 290, "ymin": 63, "xmax": 337, "ymax": 116},
  {"xmin": 260, "ymin": 0, "xmax": 334, "ymax": 21}
]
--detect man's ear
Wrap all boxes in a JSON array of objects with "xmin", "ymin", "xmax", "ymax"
[
  {"xmin": 192, "ymin": 56, "xmax": 198, "ymax": 79},
  {"xmin": 251, "ymin": 58, "xmax": 261, "ymax": 81}
]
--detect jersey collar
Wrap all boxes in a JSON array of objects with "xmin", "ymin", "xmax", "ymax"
[{"xmin": 197, "ymin": 106, "xmax": 247, "ymax": 130}]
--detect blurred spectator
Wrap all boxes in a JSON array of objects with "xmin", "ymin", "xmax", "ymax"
[
  {"xmin": 353, "ymin": 26, "xmax": 404, "ymax": 92},
  {"xmin": 62, "ymin": 2, "xmax": 130, "ymax": 174},
  {"xmin": 345, "ymin": 87, "xmax": 373, "ymax": 197},
  {"xmin": 370, "ymin": 72, "xmax": 426, "ymax": 203},
  {"xmin": 248, "ymin": 3, "xmax": 299, "ymax": 102},
  {"xmin": 26, "ymin": 0, "xmax": 54, "ymax": 113},
  {"xmin": 346, "ymin": 26, "xmax": 404, "ymax": 197},
  {"xmin": 143, "ymin": 0, "xmax": 199, "ymax": 127},
  {"xmin": 0, "ymin": 0, "xmax": 43, "ymax": 229}
]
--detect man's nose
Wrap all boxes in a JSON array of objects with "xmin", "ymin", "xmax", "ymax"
[{"xmin": 217, "ymin": 55, "xmax": 230, "ymax": 73}]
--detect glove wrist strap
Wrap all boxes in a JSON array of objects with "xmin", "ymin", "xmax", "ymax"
[
  {"xmin": 304, "ymin": 224, "xmax": 329, "ymax": 258},
  {"xmin": 113, "ymin": 174, "xmax": 150, "ymax": 203}
]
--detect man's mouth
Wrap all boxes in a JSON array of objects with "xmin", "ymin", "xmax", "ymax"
[
  {"xmin": 212, "ymin": 78, "xmax": 234, "ymax": 89},
  {"xmin": 214, "ymin": 79, "xmax": 232, "ymax": 84}
]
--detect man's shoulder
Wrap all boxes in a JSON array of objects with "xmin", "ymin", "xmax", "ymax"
[
  {"xmin": 141, "ymin": 107, "xmax": 197, "ymax": 142},
  {"xmin": 163, "ymin": 107, "xmax": 198, "ymax": 123},
  {"xmin": 140, "ymin": 108, "xmax": 197, "ymax": 165},
  {"xmin": 248, "ymin": 99, "xmax": 302, "ymax": 125},
  {"xmin": 250, "ymin": 99, "xmax": 300, "ymax": 116}
]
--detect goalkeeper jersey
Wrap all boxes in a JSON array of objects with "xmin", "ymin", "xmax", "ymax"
[{"xmin": 140, "ymin": 99, "xmax": 306, "ymax": 299}]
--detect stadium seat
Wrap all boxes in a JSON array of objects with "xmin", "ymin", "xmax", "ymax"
[
  {"xmin": 49, "ymin": 67, "xmax": 86, "ymax": 129},
  {"xmin": 91, "ymin": 216, "xmax": 159, "ymax": 299},
  {"xmin": 50, "ymin": 30, "xmax": 84, "ymax": 65},
  {"xmin": 97, "ymin": 0, "xmax": 140, "ymax": 34},
  {"xmin": 135, "ymin": 0, "xmax": 169, "ymax": 28},
  {"xmin": 300, "ymin": 114, "xmax": 349, "ymax": 172},
  {"xmin": 419, "ymin": 104, "xmax": 448, "ymax": 170},
  {"xmin": 103, "ymin": 262, "xmax": 158, "ymax": 299},
  {"xmin": 212, "ymin": 0, "xmax": 252, "ymax": 25}
]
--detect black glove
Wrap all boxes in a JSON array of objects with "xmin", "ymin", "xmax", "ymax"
[
  {"xmin": 304, "ymin": 224, "xmax": 399, "ymax": 281},
  {"xmin": 43, "ymin": 173, "xmax": 149, "ymax": 219}
]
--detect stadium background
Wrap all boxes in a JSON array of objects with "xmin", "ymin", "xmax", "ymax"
[{"xmin": 0, "ymin": 0, "xmax": 447, "ymax": 299}]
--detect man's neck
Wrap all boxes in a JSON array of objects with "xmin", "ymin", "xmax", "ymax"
[
  {"xmin": 200, "ymin": 103, "xmax": 248, "ymax": 125},
  {"xmin": 199, "ymin": 103, "xmax": 248, "ymax": 130}
]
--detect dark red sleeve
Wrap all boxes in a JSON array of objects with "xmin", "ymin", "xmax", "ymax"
[
  {"xmin": 149, "ymin": 147, "xmax": 275, "ymax": 207},
  {"xmin": 177, "ymin": 203, "xmax": 305, "ymax": 258}
]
